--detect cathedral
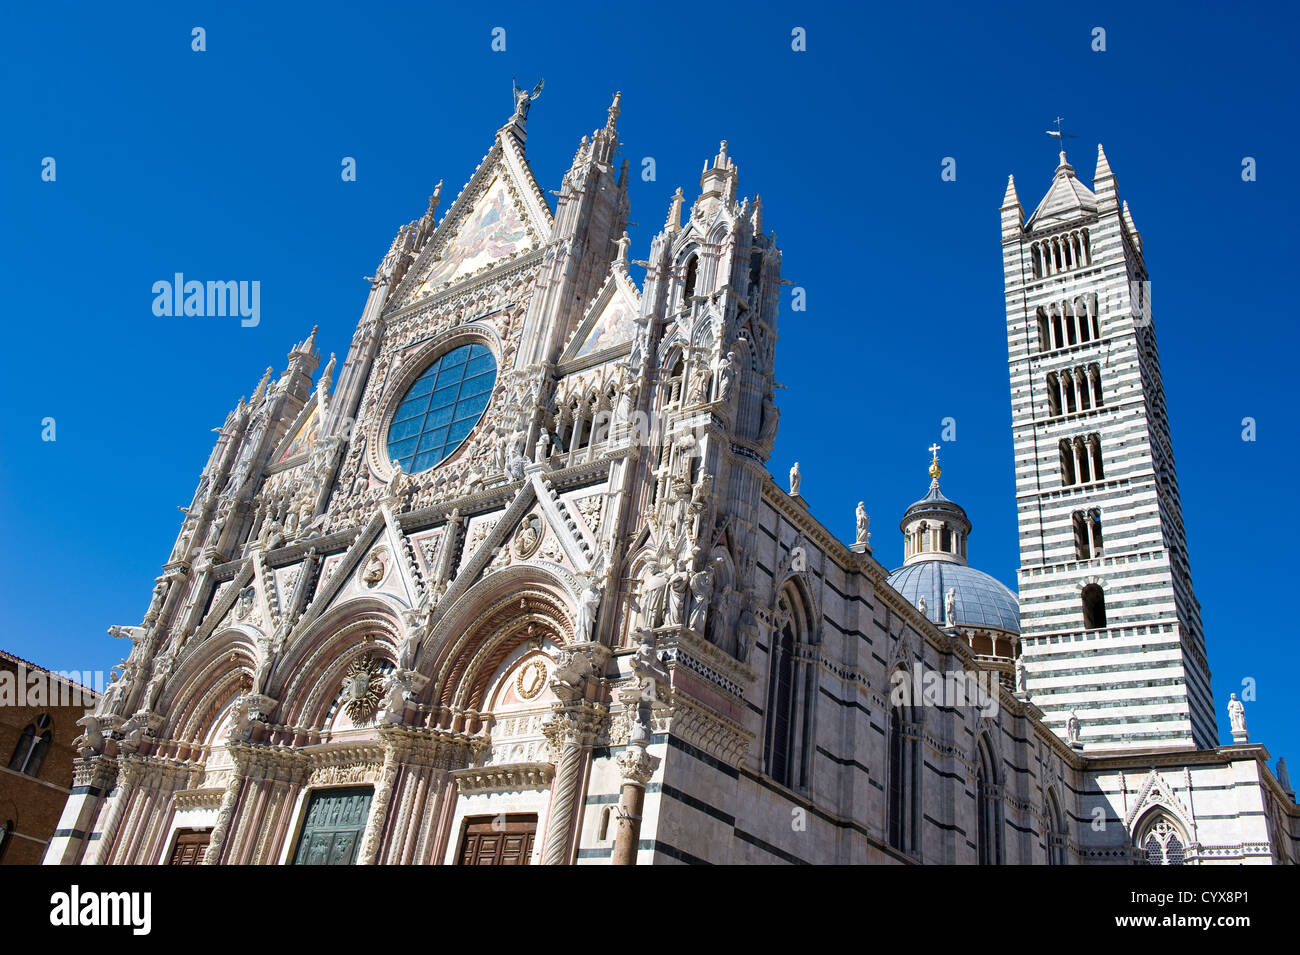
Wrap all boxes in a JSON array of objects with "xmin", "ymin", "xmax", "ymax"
[{"xmin": 45, "ymin": 90, "xmax": 1297, "ymax": 865}]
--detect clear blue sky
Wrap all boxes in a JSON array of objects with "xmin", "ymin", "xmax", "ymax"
[{"xmin": 2, "ymin": 2, "xmax": 1295, "ymax": 766}]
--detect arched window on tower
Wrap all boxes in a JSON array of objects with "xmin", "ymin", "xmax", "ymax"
[
  {"xmin": 1059, "ymin": 440, "xmax": 1076, "ymax": 486},
  {"xmin": 1046, "ymin": 372, "xmax": 1062, "ymax": 416},
  {"xmin": 1089, "ymin": 364, "xmax": 1104, "ymax": 407},
  {"xmin": 1036, "ymin": 308, "xmax": 1050, "ymax": 352},
  {"xmin": 682, "ymin": 255, "xmax": 699, "ymax": 306},
  {"xmin": 1074, "ymin": 436, "xmax": 1092, "ymax": 483},
  {"xmin": 1088, "ymin": 433, "xmax": 1105, "ymax": 480},
  {"xmin": 940, "ymin": 525, "xmax": 952, "ymax": 553},
  {"xmin": 1082, "ymin": 584, "xmax": 1107, "ymax": 630},
  {"xmin": 1088, "ymin": 508, "xmax": 1104, "ymax": 557},
  {"xmin": 1072, "ymin": 510, "xmax": 1090, "ymax": 559},
  {"xmin": 7, "ymin": 714, "xmax": 52, "ymax": 777}
]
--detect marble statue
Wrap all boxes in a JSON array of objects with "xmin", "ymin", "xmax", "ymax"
[
  {"xmin": 1228, "ymin": 693, "xmax": 1247, "ymax": 736},
  {"xmin": 665, "ymin": 569, "xmax": 690, "ymax": 626},
  {"xmin": 855, "ymin": 502, "xmax": 870, "ymax": 544},
  {"xmin": 574, "ymin": 577, "xmax": 602, "ymax": 643},
  {"xmin": 688, "ymin": 564, "xmax": 713, "ymax": 631},
  {"xmin": 1067, "ymin": 711, "xmax": 1081, "ymax": 745},
  {"xmin": 638, "ymin": 559, "xmax": 669, "ymax": 630},
  {"xmin": 789, "ymin": 461, "xmax": 801, "ymax": 497},
  {"xmin": 944, "ymin": 588, "xmax": 956, "ymax": 627}
]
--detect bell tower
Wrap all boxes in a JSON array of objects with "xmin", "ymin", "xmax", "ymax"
[{"xmin": 1001, "ymin": 143, "xmax": 1216, "ymax": 752}]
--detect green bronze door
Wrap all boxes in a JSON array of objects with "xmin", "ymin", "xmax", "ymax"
[{"xmin": 291, "ymin": 786, "xmax": 374, "ymax": 865}]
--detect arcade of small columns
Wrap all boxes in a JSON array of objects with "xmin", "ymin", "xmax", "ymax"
[
  {"xmin": 75, "ymin": 584, "xmax": 665, "ymax": 866},
  {"xmin": 1058, "ymin": 433, "xmax": 1104, "ymax": 487},
  {"xmin": 1028, "ymin": 228, "xmax": 1092, "ymax": 279},
  {"xmin": 1035, "ymin": 294, "xmax": 1100, "ymax": 352},
  {"xmin": 1045, "ymin": 364, "xmax": 1103, "ymax": 417}
]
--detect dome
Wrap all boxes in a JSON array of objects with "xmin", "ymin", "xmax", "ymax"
[
  {"xmin": 886, "ymin": 561, "xmax": 1020, "ymax": 635},
  {"xmin": 901, "ymin": 481, "xmax": 970, "ymax": 533}
]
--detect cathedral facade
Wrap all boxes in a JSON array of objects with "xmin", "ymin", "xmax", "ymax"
[{"xmin": 45, "ymin": 93, "xmax": 1296, "ymax": 865}]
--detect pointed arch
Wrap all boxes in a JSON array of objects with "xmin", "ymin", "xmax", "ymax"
[
  {"xmin": 974, "ymin": 732, "xmax": 1005, "ymax": 864},
  {"xmin": 1044, "ymin": 786, "xmax": 1067, "ymax": 864},
  {"xmin": 273, "ymin": 596, "xmax": 406, "ymax": 730},
  {"xmin": 887, "ymin": 664, "xmax": 921, "ymax": 856},
  {"xmin": 160, "ymin": 627, "xmax": 261, "ymax": 745},
  {"xmin": 412, "ymin": 562, "xmax": 578, "ymax": 729},
  {"xmin": 763, "ymin": 577, "xmax": 818, "ymax": 791}
]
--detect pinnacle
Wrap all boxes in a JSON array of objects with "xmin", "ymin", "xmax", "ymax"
[
  {"xmin": 1095, "ymin": 143, "xmax": 1113, "ymax": 182},
  {"xmin": 1001, "ymin": 174, "xmax": 1021, "ymax": 209}
]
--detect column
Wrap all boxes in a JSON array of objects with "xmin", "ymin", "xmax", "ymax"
[
  {"xmin": 357, "ymin": 738, "xmax": 401, "ymax": 865},
  {"xmin": 203, "ymin": 765, "xmax": 247, "ymax": 865},
  {"xmin": 611, "ymin": 686, "xmax": 660, "ymax": 867}
]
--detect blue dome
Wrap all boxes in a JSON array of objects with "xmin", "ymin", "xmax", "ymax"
[{"xmin": 886, "ymin": 562, "xmax": 1020, "ymax": 634}]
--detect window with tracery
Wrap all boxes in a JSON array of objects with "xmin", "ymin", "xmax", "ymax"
[{"xmin": 1140, "ymin": 816, "xmax": 1186, "ymax": 865}]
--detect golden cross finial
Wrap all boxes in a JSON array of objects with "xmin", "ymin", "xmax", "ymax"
[{"xmin": 928, "ymin": 444, "xmax": 942, "ymax": 480}]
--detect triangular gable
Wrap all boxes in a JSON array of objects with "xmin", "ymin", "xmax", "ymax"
[
  {"xmin": 562, "ymin": 271, "xmax": 641, "ymax": 363},
  {"xmin": 274, "ymin": 402, "xmax": 319, "ymax": 464},
  {"xmin": 414, "ymin": 175, "xmax": 535, "ymax": 296},
  {"xmin": 398, "ymin": 130, "xmax": 553, "ymax": 306}
]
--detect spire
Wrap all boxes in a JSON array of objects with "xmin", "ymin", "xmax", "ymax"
[
  {"xmin": 1121, "ymin": 199, "xmax": 1142, "ymax": 249},
  {"xmin": 928, "ymin": 443, "xmax": 942, "ymax": 484},
  {"xmin": 606, "ymin": 90, "xmax": 621, "ymax": 132},
  {"xmin": 695, "ymin": 140, "xmax": 739, "ymax": 216},
  {"xmin": 1027, "ymin": 148, "xmax": 1098, "ymax": 230},
  {"xmin": 251, "ymin": 366, "xmax": 273, "ymax": 404},
  {"xmin": 665, "ymin": 186, "xmax": 684, "ymax": 232},
  {"xmin": 1094, "ymin": 143, "xmax": 1119, "ymax": 213},
  {"xmin": 1094, "ymin": 143, "xmax": 1112, "ymax": 180},
  {"xmin": 427, "ymin": 179, "xmax": 443, "ymax": 218},
  {"xmin": 751, "ymin": 193, "xmax": 763, "ymax": 233},
  {"xmin": 1000, "ymin": 175, "xmax": 1023, "ymax": 238},
  {"xmin": 291, "ymin": 325, "xmax": 319, "ymax": 358}
]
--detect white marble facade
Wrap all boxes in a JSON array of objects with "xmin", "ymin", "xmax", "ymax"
[{"xmin": 45, "ymin": 94, "xmax": 1296, "ymax": 866}]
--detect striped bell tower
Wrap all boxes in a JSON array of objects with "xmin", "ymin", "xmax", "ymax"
[{"xmin": 1000, "ymin": 143, "xmax": 1216, "ymax": 752}]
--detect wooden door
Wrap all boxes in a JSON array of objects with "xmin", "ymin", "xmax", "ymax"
[
  {"xmin": 167, "ymin": 829, "xmax": 211, "ymax": 865},
  {"xmin": 457, "ymin": 814, "xmax": 537, "ymax": 865}
]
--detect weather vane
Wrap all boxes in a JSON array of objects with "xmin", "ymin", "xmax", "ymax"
[{"xmin": 1045, "ymin": 116, "xmax": 1077, "ymax": 155}]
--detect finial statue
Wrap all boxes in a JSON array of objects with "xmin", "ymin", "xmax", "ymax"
[
  {"xmin": 1067, "ymin": 711, "xmax": 1081, "ymax": 745},
  {"xmin": 1228, "ymin": 693, "xmax": 1248, "ymax": 741},
  {"xmin": 789, "ymin": 462, "xmax": 801, "ymax": 497},
  {"xmin": 944, "ymin": 587, "xmax": 956, "ymax": 627},
  {"xmin": 511, "ymin": 77, "xmax": 545, "ymax": 122},
  {"xmin": 855, "ymin": 502, "xmax": 870, "ymax": 544}
]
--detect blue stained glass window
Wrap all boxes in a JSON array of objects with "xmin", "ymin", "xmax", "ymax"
[{"xmin": 386, "ymin": 343, "xmax": 496, "ymax": 473}]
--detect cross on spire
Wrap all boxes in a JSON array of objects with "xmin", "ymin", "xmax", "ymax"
[{"xmin": 1046, "ymin": 116, "xmax": 1078, "ymax": 162}]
